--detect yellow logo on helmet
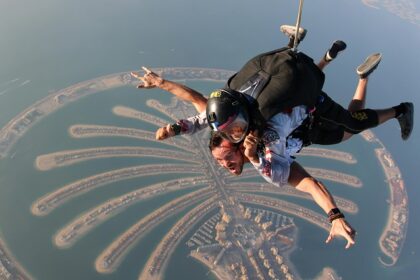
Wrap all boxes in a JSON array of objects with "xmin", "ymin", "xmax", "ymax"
[{"xmin": 210, "ymin": 90, "xmax": 222, "ymax": 98}]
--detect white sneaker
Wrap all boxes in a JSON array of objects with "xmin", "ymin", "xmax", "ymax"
[
  {"xmin": 356, "ymin": 53, "xmax": 382, "ymax": 79},
  {"xmin": 280, "ymin": 25, "xmax": 307, "ymax": 43}
]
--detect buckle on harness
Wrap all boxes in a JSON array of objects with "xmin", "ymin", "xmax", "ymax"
[{"xmin": 308, "ymin": 107, "xmax": 316, "ymax": 130}]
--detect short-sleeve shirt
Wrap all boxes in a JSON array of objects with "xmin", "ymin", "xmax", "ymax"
[
  {"xmin": 175, "ymin": 106, "xmax": 308, "ymax": 186},
  {"xmin": 175, "ymin": 111, "xmax": 208, "ymax": 135},
  {"xmin": 251, "ymin": 106, "xmax": 307, "ymax": 186}
]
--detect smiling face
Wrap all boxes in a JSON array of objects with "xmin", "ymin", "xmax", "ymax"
[
  {"xmin": 217, "ymin": 112, "xmax": 249, "ymax": 143},
  {"xmin": 210, "ymin": 139, "xmax": 245, "ymax": 175},
  {"xmin": 220, "ymin": 121, "xmax": 248, "ymax": 143}
]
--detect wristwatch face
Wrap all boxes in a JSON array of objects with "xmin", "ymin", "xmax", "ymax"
[{"xmin": 329, "ymin": 208, "xmax": 341, "ymax": 216}]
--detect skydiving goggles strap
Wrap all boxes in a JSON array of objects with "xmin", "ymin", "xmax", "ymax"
[{"xmin": 327, "ymin": 208, "xmax": 345, "ymax": 223}]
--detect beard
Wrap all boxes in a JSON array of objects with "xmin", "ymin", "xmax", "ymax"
[{"xmin": 229, "ymin": 158, "xmax": 244, "ymax": 176}]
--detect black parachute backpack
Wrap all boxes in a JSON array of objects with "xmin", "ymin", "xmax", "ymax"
[{"xmin": 226, "ymin": 47, "xmax": 325, "ymax": 122}]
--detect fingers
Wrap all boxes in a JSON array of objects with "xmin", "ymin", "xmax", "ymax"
[
  {"xmin": 243, "ymin": 137, "xmax": 253, "ymax": 146},
  {"xmin": 245, "ymin": 132, "xmax": 259, "ymax": 143},
  {"xmin": 141, "ymin": 66, "xmax": 152, "ymax": 74},
  {"xmin": 326, "ymin": 232, "xmax": 355, "ymax": 249},
  {"xmin": 345, "ymin": 228, "xmax": 356, "ymax": 249},
  {"xmin": 345, "ymin": 232, "xmax": 355, "ymax": 249},
  {"xmin": 325, "ymin": 233, "xmax": 333, "ymax": 244},
  {"xmin": 155, "ymin": 124, "xmax": 176, "ymax": 140},
  {"xmin": 136, "ymin": 76, "xmax": 147, "ymax": 88},
  {"xmin": 132, "ymin": 67, "xmax": 163, "ymax": 89},
  {"xmin": 345, "ymin": 238, "xmax": 355, "ymax": 249},
  {"xmin": 245, "ymin": 135, "xmax": 258, "ymax": 143},
  {"xmin": 329, "ymin": 220, "xmax": 356, "ymax": 249},
  {"xmin": 131, "ymin": 72, "xmax": 145, "ymax": 88},
  {"xmin": 343, "ymin": 222, "xmax": 357, "ymax": 240},
  {"xmin": 243, "ymin": 136, "xmax": 258, "ymax": 151},
  {"xmin": 155, "ymin": 127, "xmax": 168, "ymax": 140},
  {"xmin": 343, "ymin": 230, "xmax": 355, "ymax": 249},
  {"xmin": 130, "ymin": 71, "xmax": 140, "ymax": 78},
  {"xmin": 131, "ymin": 72, "xmax": 152, "ymax": 89},
  {"xmin": 131, "ymin": 67, "xmax": 152, "ymax": 80}
]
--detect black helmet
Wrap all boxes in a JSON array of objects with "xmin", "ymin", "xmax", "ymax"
[{"xmin": 206, "ymin": 88, "xmax": 250, "ymax": 143}]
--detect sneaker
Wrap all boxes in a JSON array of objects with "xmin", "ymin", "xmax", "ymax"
[
  {"xmin": 356, "ymin": 53, "xmax": 382, "ymax": 79},
  {"xmin": 397, "ymin": 102, "xmax": 414, "ymax": 140},
  {"xmin": 280, "ymin": 25, "xmax": 307, "ymax": 43},
  {"xmin": 325, "ymin": 40, "xmax": 347, "ymax": 61}
]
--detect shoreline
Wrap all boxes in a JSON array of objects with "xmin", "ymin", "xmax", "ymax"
[
  {"xmin": 0, "ymin": 238, "xmax": 32, "ymax": 280},
  {"xmin": 0, "ymin": 68, "xmax": 235, "ymax": 159}
]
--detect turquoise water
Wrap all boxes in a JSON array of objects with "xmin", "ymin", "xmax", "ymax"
[{"xmin": 0, "ymin": 85, "xmax": 396, "ymax": 279}]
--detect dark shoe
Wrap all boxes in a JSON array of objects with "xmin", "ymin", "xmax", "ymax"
[
  {"xmin": 325, "ymin": 40, "xmax": 347, "ymax": 61},
  {"xmin": 357, "ymin": 53, "xmax": 382, "ymax": 79},
  {"xmin": 280, "ymin": 25, "xmax": 307, "ymax": 43},
  {"xmin": 397, "ymin": 102, "xmax": 414, "ymax": 140}
]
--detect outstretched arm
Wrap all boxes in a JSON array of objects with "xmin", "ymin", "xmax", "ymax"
[
  {"xmin": 155, "ymin": 112, "xmax": 208, "ymax": 140},
  {"xmin": 288, "ymin": 161, "xmax": 356, "ymax": 249},
  {"xmin": 131, "ymin": 67, "xmax": 208, "ymax": 113}
]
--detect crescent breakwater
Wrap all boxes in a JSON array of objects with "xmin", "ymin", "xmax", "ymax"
[
  {"xmin": 361, "ymin": 130, "xmax": 408, "ymax": 266},
  {"xmin": 0, "ymin": 239, "xmax": 31, "ymax": 280},
  {"xmin": 0, "ymin": 67, "xmax": 235, "ymax": 158},
  {"xmin": 376, "ymin": 147, "xmax": 408, "ymax": 266}
]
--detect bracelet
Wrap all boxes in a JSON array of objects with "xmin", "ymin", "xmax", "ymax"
[
  {"xmin": 328, "ymin": 213, "xmax": 345, "ymax": 223},
  {"xmin": 170, "ymin": 123, "xmax": 182, "ymax": 135},
  {"xmin": 327, "ymin": 208, "xmax": 345, "ymax": 223}
]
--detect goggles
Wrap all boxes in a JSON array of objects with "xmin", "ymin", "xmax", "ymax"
[{"xmin": 211, "ymin": 112, "xmax": 249, "ymax": 143}]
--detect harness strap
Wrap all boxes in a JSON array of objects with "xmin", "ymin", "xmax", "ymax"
[{"xmin": 286, "ymin": 94, "xmax": 325, "ymax": 147}]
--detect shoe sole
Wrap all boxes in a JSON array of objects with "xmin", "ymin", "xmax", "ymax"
[
  {"xmin": 357, "ymin": 53, "xmax": 382, "ymax": 76},
  {"xmin": 280, "ymin": 25, "xmax": 307, "ymax": 41},
  {"xmin": 401, "ymin": 103, "xmax": 414, "ymax": 140}
]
